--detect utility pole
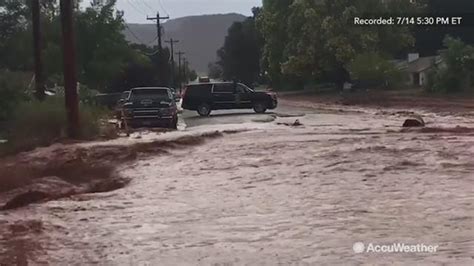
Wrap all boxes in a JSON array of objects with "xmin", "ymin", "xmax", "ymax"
[
  {"xmin": 32, "ymin": 0, "xmax": 45, "ymax": 100},
  {"xmin": 60, "ymin": 0, "xmax": 80, "ymax": 138},
  {"xmin": 147, "ymin": 12, "xmax": 169, "ymax": 85},
  {"xmin": 147, "ymin": 12, "xmax": 169, "ymax": 53},
  {"xmin": 175, "ymin": 51, "xmax": 185, "ymax": 93},
  {"xmin": 165, "ymin": 38, "xmax": 179, "ymax": 88},
  {"xmin": 183, "ymin": 58, "xmax": 188, "ymax": 83}
]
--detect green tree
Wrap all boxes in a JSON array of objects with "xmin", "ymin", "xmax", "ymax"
[
  {"xmin": 258, "ymin": 0, "xmax": 415, "ymax": 89},
  {"xmin": 217, "ymin": 8, "xmax": 262, "ymax": 86},
  {"xmin": 76, "ymin": 0, "xmax": 134, "ymax": 90},
  {"xmin": 257, "ymin": 0, "xmax": 293, "ymax": 86},
  {"xmin": 414, "ymin": 0, "xmax": 474, "ymax": 56},
  {"xmin": 0, "ymin": 0, "xmax": 139, "ymax": 91},
  {"xmin": 0, "ymin": 70, "xmax": 31, "ymax": 121},
  {"xmin": 349, "ymin": 52, "xmax": 404, "ymax": 88},
  {"xmin": 208, "ymin": 62, "xmax": 223, "ymax": 79},
  {"xmin": 429, "ymin": 36, "xmax": 474, "ymax": 93}
]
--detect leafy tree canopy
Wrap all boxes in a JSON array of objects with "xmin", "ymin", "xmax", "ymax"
[
  {"xmin": 258, "ymin": 0, "xmax": 416, "ymax": 88},
  {"xmin": 216, "ymin": 8, "xmax": 263, "ymax": 86}
]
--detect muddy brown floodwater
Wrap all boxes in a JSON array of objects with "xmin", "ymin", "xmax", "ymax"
[{"xmin": 1, "ymin": 104, "xmax": 473, "ymax": 265}]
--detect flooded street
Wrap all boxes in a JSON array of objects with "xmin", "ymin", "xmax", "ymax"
[{"xmin": 1, "ymin": 103, "xmax": 473, "ymax": 265}]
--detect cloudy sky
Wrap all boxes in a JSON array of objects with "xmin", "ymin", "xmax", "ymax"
[{"xmin": 82, "ymin": 0, "xmax": 262, "ymax": 23}]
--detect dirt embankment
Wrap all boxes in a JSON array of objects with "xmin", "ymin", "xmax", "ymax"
[
  {"xmin": 0, "ymin": 131, "xmax": 230, "ymax": 210},
  {"xmin": 281, "ymin": 90, "xmax": 474, "ymax": 114}
]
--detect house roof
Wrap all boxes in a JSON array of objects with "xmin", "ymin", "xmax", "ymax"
[
  {"xmin": 390, "ymin": 59, "xmax": 409, "ymax": 70},
  {"xmin": 407, "ymin": 56, "xmax": 442, "ymax": 73}
]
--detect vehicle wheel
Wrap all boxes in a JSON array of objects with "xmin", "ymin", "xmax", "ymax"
[
  {"xmin": 253, "ymin": 102, "xmax": 267, "ymax": 114},
  {"xmin": 197, "ymin": 103, "xmax": 211, "ymax": 117},
  {"xmin": 170, "ymin": 117, "xmax": 178, "ymax": 130}
]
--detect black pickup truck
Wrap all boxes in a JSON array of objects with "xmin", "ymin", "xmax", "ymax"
[
  {"xmin": 122, "ymin": 87, "xmax": 178, "ymax": 129},
  {"xmin": 182, "ymin": 82, "xmax": 278, "ymax": 116}
]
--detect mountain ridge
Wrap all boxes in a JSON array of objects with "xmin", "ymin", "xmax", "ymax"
[{"xmin": 123, "ymin": 13, "xmax": 247, "ymax": 74}]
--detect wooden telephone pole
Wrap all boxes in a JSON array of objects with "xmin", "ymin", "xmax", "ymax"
[
  {"xmin": 32, "ymin": 0, "xmax": 45, "ymax": 100},
  {"xmin": 183, "ymin": 58, "xmax": 189, "ymax": 83},
  {"xmin": 147, "ymin": 12, "xmax": 169, "ymax": 85},
  {"xmin": 147, "ymin": 12, "xmax": 169, "ymax": 52},
  {"xmin": 60, "ymin": 0, "xmax": 80, "ymax": 138},
  {"xmin": 165, "ymin": 38, "xmax": 179, "ymax": 88},
  {"xmin": 175, "ymin": 51, "xmax": 185, "ymax": 92}
]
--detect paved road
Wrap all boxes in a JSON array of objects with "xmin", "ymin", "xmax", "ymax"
[{"xmin": 180, "ymin": 105, "xmax": 313, "ymax": 128}]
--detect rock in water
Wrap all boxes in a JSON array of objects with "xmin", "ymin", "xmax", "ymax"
[
  {"xmin": 293, "ymin": 119, "xmax": 303, "ymax": 127},
  {"xmin": 403, "ymin": 115, "xmax": 425, "ymax": 127}
]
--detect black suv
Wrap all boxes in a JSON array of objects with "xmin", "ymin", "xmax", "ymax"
[
  {"xmin": 182, "ymin": 82, "xmax": 278, "ymax": 116},
  {"xmin": 122, "ymin": 87, "xmax": 178, "ymax": 129}
]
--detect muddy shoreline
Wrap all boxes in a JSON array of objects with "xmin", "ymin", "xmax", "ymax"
[{"xmin": 280, "ymin": 90, "xmax": 474, "ymax": 115}]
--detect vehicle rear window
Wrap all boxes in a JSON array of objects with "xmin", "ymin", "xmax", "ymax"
[{"xmin": 131, "ymin": 89, "xmax": 171, "ymax": 100}]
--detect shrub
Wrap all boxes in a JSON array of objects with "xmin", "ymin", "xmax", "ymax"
[
  {"xmin": 0, "ymin": 70, "xmax": 31, "ymax": 122},
  {"xmin": 426, "ymin": 36, "xmax": 474, "ymax": 93},
  {"xmin": 349, "ymin": 52, "xmax": 404, "ymax": 89},
  {"xmin": 1, "ymin": 97, "xmax": 107, "ymax": 154}
]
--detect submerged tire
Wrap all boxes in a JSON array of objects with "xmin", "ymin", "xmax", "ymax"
[
  {"xmin": 253, "ymin": 102, "xmax": 267, "ymax": 114},
  {"xmin": 170, "ymin": 117, "xmax": 178, "ymax": 130}
]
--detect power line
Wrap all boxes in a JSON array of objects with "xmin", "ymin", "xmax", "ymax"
[
  {"xmin": 124, "ymin": 21, "xmax": 161, "ymax": 55},
  {"xmin": 125, "ymin": 0, "xmax": 147, "ymax": 16},
  {"xmin": 124, "ymin": 23, "xmax": 147, "ymax": 44},
  {"xmin": 146, "ymin": 36, "xmax": 158, "ymax": 46},
  {"xmin": 132, "ymin": 0, "xmax": 151, "ymax": 14},
  {"xmin": 124, "ymin": 18, "xmax": 158, "ymax": 46},
  {"xmin": 142, "ymin": 49, "xmax": 161, "ymax": 56},
  {"xmin": 138, "ymin": 0, "xmax": 154, "ymax": 11},
  {"xmin": 157, "ymin": 0, "xmax": 169, "ymax": 16}
]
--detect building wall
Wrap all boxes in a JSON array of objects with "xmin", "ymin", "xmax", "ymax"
[
  {"xmin": 408, "ymin": 72, "xmax": 414, "ymax": 85},
  {"xmin": 420, "ymin": 71, "xmax": 427, "ymax": 86},
  {"xmin": 406, "ymin": 69, "xmax": 430, "ymax": 87}
]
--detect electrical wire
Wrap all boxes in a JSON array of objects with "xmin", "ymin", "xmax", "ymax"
[
  {"xmin": 157, "ymin": 0, "xmax": 169, "ymax": 16},
  {"xmin": 138, "ymin": 0, "xmax": 154, "ymax": 11},
  {"xmin": 132, "ymin": 0, "xmax": 151, "ymax": 14},
  {"xmin": 124, "ymin": 23, "xmax": 146, "ymax": 44},
  {"xmin": 124, "ymin": 24, "xmax": 161, "ymax": 56},
  {"xmin": 124, "ymin": 23, "xmax": 159, "ymax": 48},
  {"xmin": 146, "ymin": 36, "xmax": 159, "ymax": 46},
  {"xmin": 125, "ymin": 0, "xmax": 147, "ymax": 16},
  {"xmin": 142, "ymin": 49, "xmax": 161, "ymax": 56}
]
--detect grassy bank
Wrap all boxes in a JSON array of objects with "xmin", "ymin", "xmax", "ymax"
[{"xmin": 0, "ymin": 97, "xmax": 111, "ymax": 156}]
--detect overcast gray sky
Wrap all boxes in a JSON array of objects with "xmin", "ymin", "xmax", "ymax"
[{"xmin": 82, "ymin": 0, "xmax": 262, "ymax": 23}]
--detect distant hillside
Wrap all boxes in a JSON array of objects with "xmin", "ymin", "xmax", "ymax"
[{"xmin": 124, "ymin": 13, "xmax": 247, "ymax": 74}]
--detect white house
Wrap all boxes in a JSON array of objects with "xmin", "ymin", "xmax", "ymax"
[{"xmin": 394, "ymin": 53, "xmax": 444, "ymax": 87}]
